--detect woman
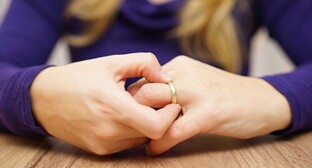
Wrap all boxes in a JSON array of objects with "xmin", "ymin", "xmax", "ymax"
[{"xmin": 0, "ymin": 0, "xmax": 311, "ymax": 155}]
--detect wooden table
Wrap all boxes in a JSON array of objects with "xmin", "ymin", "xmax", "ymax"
[{"xmin": 1, "ymin": 131, "xmax": 312, "ymax": 168}]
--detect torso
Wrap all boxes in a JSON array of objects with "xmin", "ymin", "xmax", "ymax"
[{"xmin": 69, "ymin": 0, "xmax": 254, "ymax": 79}]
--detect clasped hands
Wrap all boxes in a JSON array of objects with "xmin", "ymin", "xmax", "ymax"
[{"xmin": 30, "ymin": 53, "xmax": 291, "ymax": 156}]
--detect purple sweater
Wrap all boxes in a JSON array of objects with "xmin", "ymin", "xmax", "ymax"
[{"xmin": 0, "ymin": 0, "xmax": 311, "ymax": 137}]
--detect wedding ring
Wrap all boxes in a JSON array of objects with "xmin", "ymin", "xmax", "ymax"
[{"xmin": 168, "ymin": 82, "xmax": 177, "ymax": 104}]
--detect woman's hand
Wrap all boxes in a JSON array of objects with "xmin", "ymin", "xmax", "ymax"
[
  {"xmin": 128, "ymin": 56, "xmax": 291, "ymax": 155},
  {"xmin": 30, "ymin": 53, "xmax": 181, "ymax": 155}
]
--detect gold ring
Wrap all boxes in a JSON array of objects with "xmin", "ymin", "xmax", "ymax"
[{"xmin": 168, "ymin": 82, "xmax": 177, "ymax": 104}]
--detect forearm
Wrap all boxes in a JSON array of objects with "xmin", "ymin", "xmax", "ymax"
[
  {"xmin": 0, "ymin": 0, "xmax": 66, "ymax": 136},
  {"xmin": 0, "ymin": 63, "xmax": 50, "ymax": 136},
  {"xmin": 263, "ymin": 62, "xmax": 312, "ymax": 135}
]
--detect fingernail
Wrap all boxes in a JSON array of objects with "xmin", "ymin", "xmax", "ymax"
[
  {"xmin": 145, "ymin": 145, "xmax": 152, "ymax": 156},
  {"xmin": 161, "ymin": 72, "xmax": 173, "ymax": 81}
]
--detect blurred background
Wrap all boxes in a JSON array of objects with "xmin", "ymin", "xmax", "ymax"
[{"xmin": 0, "ymin": 0, "xmax": 294, "ymax": 76}]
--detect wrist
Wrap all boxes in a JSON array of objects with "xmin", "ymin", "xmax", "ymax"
[
  {"xmin": 255, "ymin": 78, "xmax": 292, "ymax": 132},
  {"xmin": 29, "ymin": 67, "xmax": 57, "ymax": 131}
]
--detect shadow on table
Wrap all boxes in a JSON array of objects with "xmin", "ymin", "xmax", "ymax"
[
  {"xmin": 82, "ymin": 131, "xmax": 310, "ymax": 164},
  {"xmin": 0, "ymin": 130, "xmax": 310, "ymax": 164}
]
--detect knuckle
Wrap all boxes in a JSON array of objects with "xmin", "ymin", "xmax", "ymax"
[
  {"xmin": 174, "ymin": 55, "xmax": 189, "ymax": 62},
  {"xmin": 148, "ymin": 118, "xmax": 166, "ymax": 139},
  {"xmin": 86, "ymin": 130, "xmax": 118, "ymax": 155},
  {"xmin": 167, "ymin": 126, "xmax": 183, "ymax": 140},
  {"xmin": 89, "ymin": 145, "xmax": 112, "ymax": 155},
  {"xmin": 138, "ymin": 84, "xmax": 157, "ymax": 101},
  {"xmin": 84, "ymin": 139, "xmax": 106, "ymax": 155},
  {"xmin": 144, "ymin": 52, "xmax": 158, "ymax": 65},
  {"xmin": 90, "ymin": 127, "xmax": 118, "ymax": 142},
  {"xmin": 169, "ymin": 56, "xmax": 191, "ymax": 68},
  {"xmin": 149, "ymin": 129, "xmax": 163, "ymax": 140},
  {"xmin": 167, "ymin": 122, "xmax": 200, "ymax": 140}
]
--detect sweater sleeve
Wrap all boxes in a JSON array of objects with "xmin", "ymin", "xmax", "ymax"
[
  {"xmin": 0, "ymin": 0, "xmax": 67, "ymax": 136},
  {"xmin": 253, "ymin": 0, "xmax": 312, "ymax": 134}
]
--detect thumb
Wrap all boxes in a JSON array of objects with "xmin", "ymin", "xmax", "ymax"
[
  {"xmin": 108, "ymin": 53, "xmax": 172, "ymax": 83},
  {"xmin": 146, "ymin": 111, "xmax": 202, "ymax": 155}
]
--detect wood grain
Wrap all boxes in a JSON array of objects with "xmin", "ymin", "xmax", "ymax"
[{"xmin": 0, "ymin": 132, "xmax": 311, "ymax": 168}]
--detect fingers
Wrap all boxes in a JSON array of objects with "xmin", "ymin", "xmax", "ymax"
[
  {"xmin": 90, "ymin": 137, "xmax": 149, "ymax": 155},
  {"xmin": 120, "ymin": 101, "xmax": 181, "ymax": 140},
  {"xmin": 113, "ymin": 137, "xmax": 149, "ymax": 153},
  {"xmin": 110, "ymin": 53, "xmax": 172, "ymax": 83},
  {"xmin": 137, "ymin": 104, "xmax": 181, "ymax": 140},
  {"xmin": 117, "ymin": 79, "xmax": 126, "ymax": 90},
  {"xmin": 127, "ymin": 78, "xmax": 149, "ymax": 95},
  {"xmin": 108, "ymin": 137, "xmax": 149, "ymax": 154},
  {"xmin": 153, "ymin": 104, "xmax": 182, "ymax": 138},
  {"xmin": 146, "ymin": 111, "xmax": 202, "ymax": 155},
  {"xmin": 130, "ymin": 83, "xmax": 172, "ymax": 108}
]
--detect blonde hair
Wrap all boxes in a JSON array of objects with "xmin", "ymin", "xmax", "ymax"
[{"xmin": 66, "ymin": 0, "xmax": 241, "ymax": 72}]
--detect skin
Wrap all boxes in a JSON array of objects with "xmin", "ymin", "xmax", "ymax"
[
  {"xmin": 148, "ymin": 0, "xmax": 171, "ymax": 5},
  {"xmin": 30, "ymin": 53, "xmax": 181, "ymax": 155},
  {"xmin": 128, "ymin": 56, "xmax": 292, "ymax": 155}
]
